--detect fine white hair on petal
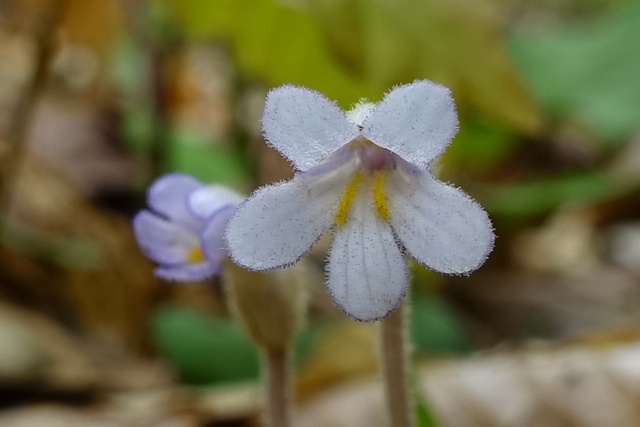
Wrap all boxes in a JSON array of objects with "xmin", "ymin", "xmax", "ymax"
[
  {"xmin": 261, "ymin": 84, "xmax": 359, "ymax": 171},
  {"xmin": 362, "ymin": 79, "xmax": 458, "ymax": 167},
  {"xmin": 133, "ymin": 210, "xmax": 195, "ymax": 265},
  {"xmin": 147, "ymin": 173, "xmax": 203, "ymax": 226},
  {"xmin": 346, "ymin": 100, "xmax": 376, "ymax": 126},
  {"xmin": 225, "ymin": 173, "xmax": 342, "ymax": 270},
  {"xmin": 387, "ymin": 171, "xmax": 495, "ymax": 275},
  {"xmin": 200, "ymin": 206, "xmax": 235, "ymax": 263},
  {"xmin": 188, "ymin": 185, "xmax": 245, "ymax": 220},
  {"xmin": 326, "ymin": 194, "xmax": 409, "ymax": 322}
]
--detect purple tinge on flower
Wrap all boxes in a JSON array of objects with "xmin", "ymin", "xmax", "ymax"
[
  {"xmin": 225, "ymin": 80, "xmax": 495, "ymax": 322},
  {"xmin": 133, "ymin": 173, "xmax": 243, "ymax": 281}
]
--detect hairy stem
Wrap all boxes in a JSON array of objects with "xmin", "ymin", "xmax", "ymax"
[
  {"xmin": 262, "ymin": 348, "xmax": 291, "ymax": 427},
  {"xmin": 380, "ymin": 302, "xmax": 413, "ymax": 427}
]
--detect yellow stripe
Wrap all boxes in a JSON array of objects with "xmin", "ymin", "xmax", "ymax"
[
  {"xmin": 335, "ymin": 172, "xmax": 363, "ymax": 226},
  {"xmin": 373, "ymin": 171, "xmax": 390, "ymax": 221}
]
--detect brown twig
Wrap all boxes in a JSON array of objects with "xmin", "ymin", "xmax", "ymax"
[{"xmin": 0, "ymin": 0, "xmax": 68, "ymax": 216}]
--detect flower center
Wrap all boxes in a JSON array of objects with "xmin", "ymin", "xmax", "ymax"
[
  {"xmin": 187, "ymin": 246, "xmax": 205, "ymax": 262},
  {"xmin": 334, "ymin": 138, "xmax": 395, "ymax": 226}
]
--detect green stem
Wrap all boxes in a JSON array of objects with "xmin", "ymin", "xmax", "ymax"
[{"xmin": 380, "ymin": 302, "xmax": 414, "ymax": 427}]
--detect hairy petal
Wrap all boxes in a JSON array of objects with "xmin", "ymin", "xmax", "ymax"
[
  {"xmin": 133, "ymin": 210, "xmax": 197, "ymax": 265},
  {"xmin": 261, "ymin": 85, "xmax": 358, "ymax": 171},
  {"xmin": 388, "ymin": 171, "xmax": 494, "ymax": 274},
  {"xmin": 226, "ymin": 172, "xmax": 345, "ymax": 270},
  {"xmin": 327, "ymin": 195, "xmax": 408, "ymax": 321},
  {"xmin": 147, "ymin": 173, "xmax": 202, "ymax": 227},
  {"xmin": 362, "ymin": 80, "xmax": 458, "ymax": 167}
]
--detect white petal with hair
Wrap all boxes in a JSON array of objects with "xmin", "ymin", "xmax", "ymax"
[
  {"xmin": 226, "ymin": 173, "xmax": 344, "ymax": 270},
  {"xmin": 261, "ymin": 85, "xmax": 359, "ymax": 170},
  {"xmin": 387, "ymin": 172, "xmax": 494, "ymax": 275},
  {"xmin": 362, "ymin": 80, "xmax": 458, "ymax": 167},
  {"xmin": 327, "ymin": 195, "xmax": 408, "ymax": 321}
]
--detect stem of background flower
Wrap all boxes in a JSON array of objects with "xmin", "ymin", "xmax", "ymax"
[
  {"xmin": 380, "ymin": 302, "xmax": 414, "ymax": 427},
  {"xmin": 261, "ymin": 348, "xmax": 291, "ymax": 427}
]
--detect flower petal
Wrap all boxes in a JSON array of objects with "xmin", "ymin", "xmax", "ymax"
[
  {"xmin": 133, "ymin": 210, "xmax": 196, "ymax": 265},
  {"xmin": 201, "ymin": 206, "xmax": 235, "ymax": 263},
  {"xmin": 261, "ymin": 84, "xmax": 359, "ymax": 171},
  {"xmin": 155, "ymin": 262, "xmax": 219, "ymax": 281},
  {"xmin": 148, "ymin": 173, "xmax": 202, "ymax": 226},
  {"xmin": 362, "ymin": 80, "xmax": 458, "ymax": 167},
  {"xmin": 226, "ymin": 172, "xmax": 344, "ymax": 270},
  {"xmin": 326, "ymin": 195, "xmax": 408, "ymax": 321},
  {"xmin": 388, "ymin": 171, "xmax": 494, "ymax": 274},
  {"xmin": 188, "ymin": 185, "xmax": 244, "ymax": 220}
]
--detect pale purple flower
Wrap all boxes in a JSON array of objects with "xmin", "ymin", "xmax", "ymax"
[
  {"xmin": 226, "ymin": 80, "xmax": 495, "ymax": 321},
  {"xmin": 133, "ymin": 173, "xmax": 243, "ymax": 281}
]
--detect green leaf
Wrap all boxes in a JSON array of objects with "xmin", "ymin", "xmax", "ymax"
[
  {"xmin": 167, "ymin": 129, "xmax": 250, "ymax": 186},
  {"xmin": 442, "ymin": 118, "xmax": 514, "ymax": 172},
  {"xmin": 483, "ymin": 172, "xmax": 630, "ymax": 218},
  {"xmin": 410, "ymin": 292, "xmax": 473, "ymax": 355},
  {"xmin": 308, "ymin": 0, "xmax": 543, "ymax": 133},
  {"xmin": 416, "ymin": 398, "xmax": 440, "ymax": 427},
  {"xmin": 163, "ymin": 0, "xmax": 369, "ymax": 106},
  {"xmin": 150, "ymin": 304, "xmax": 259, "ymax": 384},
  {"xmin": 510, "ymin": 2, "xmax": 640, "ymax": 141}
]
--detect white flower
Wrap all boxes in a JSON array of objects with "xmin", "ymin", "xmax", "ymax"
[
  {"xmin": 225, "ymin": 80, "xmax": 495, "ymax": 321},
  {"xmin": 133, "ymin": 173, "xmax": 244, "ymax": 281}
]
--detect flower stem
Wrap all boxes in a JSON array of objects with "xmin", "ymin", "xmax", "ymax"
[
  {"xmin": 380, "ymin": 302, "xmax": 413, "ymax": 427},
  {"xmin": 261, "ymin": 348, "xmax": 291, "ymax": 427}
]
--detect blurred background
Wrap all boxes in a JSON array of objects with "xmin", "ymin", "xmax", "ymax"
[{"xmin": 0, "ymin": 0, "xmax": 639, "ymax": 425}]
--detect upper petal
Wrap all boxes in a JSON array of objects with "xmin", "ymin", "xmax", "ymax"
[
  {"xmin": 326, "ymin": 194, "xmax": 409, "ymax": 322},
  {"xmin": 147, "ymin": 173, "xmax": 202, "ymax": 226},
  {"xmin": 261, "ymin": 84, "xmax": 359, "ymax": 171},
  {"xmin": 188, "ymin": 185, "xmax": 244, "ymax": 221},
  {"xmin": 388, "ymin": 171, "xmax": 494, "ymax": 274},
  {"xmin": 225, "ymin": 172, "xmax": 344, "ymax": 270},
  {"xmin": 362, "ymin": 80, "xmax": 458, "ymax": 167},
  {"xmin": 133, "ymin": 210, "xmax": 197, "ymax": 265}
]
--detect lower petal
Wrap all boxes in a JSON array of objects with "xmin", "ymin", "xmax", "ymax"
[
  {"xmin": 327, "ymin": 196, "xmax": 408, "ymax": 321},
  {"xmin": 225, "ymin": 173, "xmax": 341, "ymax": 270},
  {"xmin": 155, "ymin": 261, "xmax": 220, "ymax": 281},
  {"xmin": 388, "ymin": 171, "xmax": 494, "ymax": 275},
  {"xmin": 133, "ymin": 210, "xmax": 196, "ymax": 264}
]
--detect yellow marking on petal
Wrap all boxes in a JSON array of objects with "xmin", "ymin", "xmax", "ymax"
[
  {"xmin": 188, "ymin": 246, "xmax": 205, "ymax": 262},
  {"xmin": 373, "ymin": 170, "xmax": 390, "ymax": 221},
  {"xmin": 335, "ymin": 172, "xmax": 363, "ymax": 226}
]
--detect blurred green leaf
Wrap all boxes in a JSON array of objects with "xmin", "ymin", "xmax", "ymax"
[
  {"xmin": 163, "ymin": 0, "xmax": 369, "ymax": 106},
  {"xmin": 150, "ymin": 304, "xmax": 259, "ymax": 384},
  {"xmin": 308, "ymin": 0, "xmax": 543, "ymax": 132},
  {"xmin": 510, "ymin": 2, "xmax": 640, "ymax": 141},
  {"xmin": 410, "ymin": 292, "xmax": 473, "ymax": 355},
  {"xmin": 442, "ymin": 118, "xmax": 514, "ymax": 172},
  {"xmin": 416, "ymin": 398, "xmax": 440, "ymax": 427},
  {"xmin": 163, "ymin": 0, "xmax": 541, "ymax": 129},
  {"xmin": 483, "ymin": 171, "xmax": 631, "ymax": 217},
  {"xmin": 168, "ymin": 129, "xmax": 250, "ymax": 186}
]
